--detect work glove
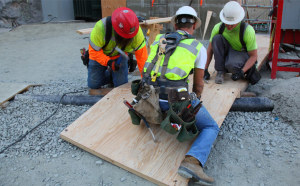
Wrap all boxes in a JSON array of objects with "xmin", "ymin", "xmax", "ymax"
[
  {"xmin": 128, "ymin": 53, "xmax": 137, "ymax": 73},
  {"xmin": 231, "ymin": 69, "xmax": 244, "ymax": 81},
  {"xmin": 107, "ymin": 57, "xmax": 122, "ymax": 71},
  {"xmin": 204, "ymin": 69, "xmax": 210, "ymax": 80}
]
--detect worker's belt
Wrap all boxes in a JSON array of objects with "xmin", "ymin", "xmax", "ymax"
[
  {"xmin": 143, "ymin": 76, "xmax": 189, "ymax": 100},
  {"xmin": 129, "ymin": 79, "xmax": 200, "ymax": 142}
]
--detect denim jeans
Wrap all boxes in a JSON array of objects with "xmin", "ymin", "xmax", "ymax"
[
  {"xmin": 159, "ymin": 98, "xmax": 220, "ymax": 166},
  {"xmin": 87, "ymin": 57, "xmax": 128, "ymax": 88}
]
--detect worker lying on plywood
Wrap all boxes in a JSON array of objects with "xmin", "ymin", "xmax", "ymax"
[
  {"xmin": 205, "ymin": 1, "xmax": 261, "ymax": 85},
  {"xmin": 127, "ymin": 6, "xmax": 219, "ymax": 186},
  {"xmin": 87, "ymin": 7, "xmax": 148, "ymax": 95}
]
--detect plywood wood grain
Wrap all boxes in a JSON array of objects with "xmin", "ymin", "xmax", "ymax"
[
  {"xmin": 60, "ymin": 34, "xmax": 269, "ymax": 186},
  {"xmin": 0, "ymin": 83, "xmax": 33, "ymax": 106},
  {"xmin": 101, "ymin": 0, "xmax": 126, "ymax": 18}
]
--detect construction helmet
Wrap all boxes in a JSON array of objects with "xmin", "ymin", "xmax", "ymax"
[
  {"xmin": 219, "ymin": 1, "xmax": 245, "ymax": 25},
  {"xmin": 112, "ymin": 7, "xmax": 139, "ymax": 39},
  {"xmin": 171, "ymin": 6, "xmax": 201, "ymax": 29}
]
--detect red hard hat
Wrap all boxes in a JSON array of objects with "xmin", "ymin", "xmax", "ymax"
[{"xmin": 112, "ymin": 7, "xmax": 139, "ymax": 39}]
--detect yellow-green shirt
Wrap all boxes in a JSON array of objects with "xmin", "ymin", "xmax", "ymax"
[{"xmin": 209, "ymin": 22, "xmax": 257, "ymax": 52}]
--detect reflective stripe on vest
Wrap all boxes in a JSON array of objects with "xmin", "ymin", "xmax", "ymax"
[
  {"xmin": 144, "ymin": 63, "xmax": 188, "ymax": 78},
  {"xmin": 144, "ymin": 34, "xmax": 202, "ymax": 80},
  {"xmin": 89, "ymin": 17, "xmax": 107, "ymax": 51},
  {"xmin": 178, "ymin": 40, "xmax": 200, "ymax": 56}
]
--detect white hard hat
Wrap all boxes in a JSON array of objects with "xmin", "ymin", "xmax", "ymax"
[
  {"xmin": 219, "ymin": 1, "xmax": 245, "ymax": 25},
  {"xmin": 171, "ymin": 6, "xmax": 201, "ymax": 29}
]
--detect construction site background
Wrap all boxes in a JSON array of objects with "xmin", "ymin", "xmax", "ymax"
[{"xmin": 0, "ymin": 0, "xmax": 272, "ymax": 39}]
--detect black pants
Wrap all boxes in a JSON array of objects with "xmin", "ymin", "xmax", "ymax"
[{"xmin": 212, "ymin": 34, "xmax": 249, "ymax": 73}]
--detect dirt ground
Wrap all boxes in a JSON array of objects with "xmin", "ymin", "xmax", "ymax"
[{"xmin": 0, "ymin": 23, "xmax": 299, "ymax": 186}]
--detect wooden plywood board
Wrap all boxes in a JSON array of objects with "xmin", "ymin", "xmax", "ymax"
[
  {"xmin": 60, "ymin": 34, "xmax": 269, "ymax": 185},
  {"xmin": 60, "ymin": 81, "xmax": 243, "ymax": 186},
  {"xmin": 0, "ymin": 83, "xmax": 33, "ymax": 106},
  {"xmin": 101, "ymin": 0, "xmax": 126, "ymax": 18},
  {"xmin": 256, "ymin": 34, "xmax": 270, "ymax": 70}
]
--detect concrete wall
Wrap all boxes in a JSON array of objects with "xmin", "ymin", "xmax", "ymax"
[{"xmin": 41, "ymin": 0, "xmax": 74, "ymax": 22}]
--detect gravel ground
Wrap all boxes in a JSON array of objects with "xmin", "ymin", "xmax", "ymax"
[{"xmin": 0, "ymin": 23, "xmax": 299, "ymax": 186}]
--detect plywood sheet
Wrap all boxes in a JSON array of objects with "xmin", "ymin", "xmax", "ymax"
[
  {"xmin": 60, "ymin": 34, "xmax": 269, "ymax": 185},
  {"xmin": 101, "ymin": 0, "xmax": 126, "ymax": 18},
  {"xmin": 60, "ymin": 81, "xmax": 242, "ymax": 186},
  {"xmin": 0, "ymin": 83, "xmax": 33, "ymax": 106}
]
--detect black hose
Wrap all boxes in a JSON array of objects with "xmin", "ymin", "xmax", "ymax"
[{"xmin": 230, "ymin": 97, "xmax": 274, "ymax": 112}]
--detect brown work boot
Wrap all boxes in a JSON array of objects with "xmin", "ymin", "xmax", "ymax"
[
  {"xmin": 178, "ymin": 156, "xmax": 214, "ymax": 186},
  {"xmin": 215, "ymin": 71, "xmax": 224, "ymax": 84},
  {"xmin": 88, "ymin": 88, "xmax": 113, "ymax": 96}
]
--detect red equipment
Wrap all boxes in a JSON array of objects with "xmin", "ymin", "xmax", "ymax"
[
  {"xmin": 111, "ymin": 7, "xmax": 139, "ymax": 39},
  {"xmin": 268, "ymin": 0, "xmax": 300, "ymax": 79}
]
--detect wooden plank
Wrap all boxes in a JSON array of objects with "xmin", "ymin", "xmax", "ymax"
[
  {"xmin": 202, "ymin": 11, "xmax": 213, "ymax": 40},
  {"xmin": 256, "ymin": 34, "xmax": 270, "ymax": 70},
  {"xmin": 76, "ymin": 28, "xmax": 93, "ymax": 35},
  {"xmin": 77, "ymin": 17, "xmax": 171, "ymax": 35},
  {"xmin": 101, "ymin": 0, "xmax": 126, "ymax": 18},
  {"xmin": 0, "ymin": 83, "xmax": 34, "ymax": 106},
  {"xmin": 60, "ymin": 34, "xmax": 269, "ymax": 185},
  {"xmin": 140, "ymin": 17, "xmax": 172, "ymax": 26}
]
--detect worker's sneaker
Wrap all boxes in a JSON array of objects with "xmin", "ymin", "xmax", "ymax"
[
  {"xmin": 178, "ymin": 156, "xmax": 214, "ymax": 186},
  {"xmin": 215, "ymin": 71, "xmax": 224, "ymax": 84},
  {"xmin": 89, "ymin": 88, "xmax": 113, "ymax": 96}
]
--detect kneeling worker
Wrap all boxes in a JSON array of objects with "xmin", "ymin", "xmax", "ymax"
[
  {"xmin": 204, "ymin": 1, "xmax": 260, "ymax": 84},
  {"xmin": 141, "ymin": 6, "xmax": 219, "ymax": 185},
  {"xmin": 88, "ymin": 7, "xmax": 148, "ymax": 95}
]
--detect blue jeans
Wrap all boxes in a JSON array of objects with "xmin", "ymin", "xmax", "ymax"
[
  {"xmin": 159, "ymin": 99, "xmax": 220, "ymax": 166},
  {"xmin": 87, "ymin": 58, "xmax": 128, "ymax": 88}
]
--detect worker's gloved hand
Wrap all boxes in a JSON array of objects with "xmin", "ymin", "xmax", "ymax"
[
  {"xmin": 231, "ymin": 69, "xmax": 244, "ymax": 81},
  {"xmin": 204, "ymin": 69, "xmax": 210, "ymax": 80},
  {"xmin": 128, "ymin": 53, "xmax": 137, "ymax": 73},
  {"xmin": 107, "ymin": 59, "xmax": 120, "ymax": 71}
]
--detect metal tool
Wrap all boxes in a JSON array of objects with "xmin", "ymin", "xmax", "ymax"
[
  {"xmin": 115, "ymin": 47, "xmax": 129, "ymax": 61},
  {"xmin": 123, "ymin": 100, "xmax": 157, "ymax": 142},
  {"xmin": 151, "ymin": 38, "xmax": 166, "ymax": 82}
]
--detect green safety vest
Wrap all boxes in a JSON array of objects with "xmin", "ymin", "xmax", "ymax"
[
  {"xmin": 144, "ymin": 31, "xmax": 203, "ymax": 81},
  {"xmin": 89, "ymin": 17, "xmax": 146, "ymax": 57}
]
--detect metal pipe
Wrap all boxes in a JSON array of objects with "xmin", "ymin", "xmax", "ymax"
[
  {"xmin": 244, "ymin": 19, "xmax": 271, "ymax": 22},
  {"xmin": 242, "ymin": 5, "xmax": 272, "ymax": 9}
]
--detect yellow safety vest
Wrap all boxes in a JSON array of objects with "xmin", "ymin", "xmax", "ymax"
[
  {"xmin": 144, "ymin": 31, "xmax": 203, "ymax": 81},
  {"xmin": 89, "ymin": 17, "xmax": 145, "ymax": 56}
]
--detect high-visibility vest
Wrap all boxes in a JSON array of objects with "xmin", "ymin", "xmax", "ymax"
[
  {"xmin": 89, "ymin": 17, "xmax": 145, "ymax": 57},
  {"xmin": 144, "ymin": 31, "xmax": 203, "ymax": 81}
]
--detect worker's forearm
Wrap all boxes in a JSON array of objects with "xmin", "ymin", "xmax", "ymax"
[
  {"xmin": 193, "ymin": 68, "xmax": 205, "ymax": 97},
  {"xmin": 205, "ymin": 43, "xmax": 213, "ymax": 69},
  {"xmin": 193, "ymin": 83, "xmax": 204, "ymax": 98},
  {"xmin": 242, "ymin": 49, "xmax": 258, "ymax": 72},
  {"xmin": 88, "ymin": 44, "xmax": 112, "ymax": 66},
  {"xmin": 242, "ymin": 55, "xmax": 257, "ymax": 72},
  {"xmin": 134, "ymin": 45, "xmax": 148, "ymax": 75}
]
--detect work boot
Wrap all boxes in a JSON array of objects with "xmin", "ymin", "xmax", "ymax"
[
  {"xmin": 178, "ymin": 156, "xmax": 214, "ymax": 186},
  {"xmin": 215, "ymin": 71, "xmax": 224, "ymax": 84},
  {"xmin": 88, "ymin": 88, "xmax": 113, "ymax": 96}
]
